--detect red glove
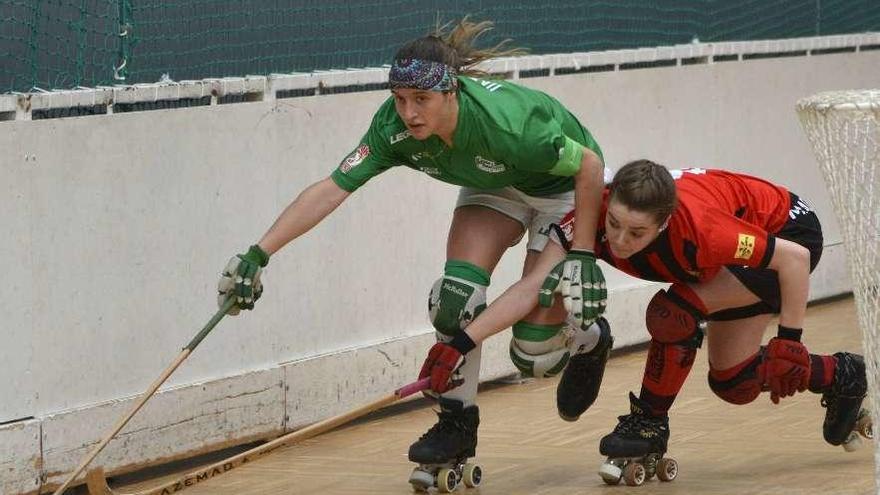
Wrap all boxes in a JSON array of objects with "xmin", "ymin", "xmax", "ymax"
[
  {"xmin": 759, "ymin": 326, "xmax": 811, "ymax": 404},
  {"xmin": 418, "ymin": 332, "xmax": 476, "ymax": 394}
]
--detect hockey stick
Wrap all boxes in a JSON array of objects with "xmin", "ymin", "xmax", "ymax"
[
  {"xmin": 52, "ymin": 298, "xmax": 237, "ymax": 495},
  {"xmin": 84, "ymin": 377, "xmax": 430, "ymax": 495}
]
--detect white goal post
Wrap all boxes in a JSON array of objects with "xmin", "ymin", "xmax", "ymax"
[{"xmin": 797, "ymin": 89, "xmax": 880, "ymax": 493}]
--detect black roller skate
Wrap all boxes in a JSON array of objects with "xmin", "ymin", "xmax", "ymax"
[
  {"xmin": 598, "ymin": 392, "xmax": 678, "ymax": 486},
  {"xmin": 557, "ymin": 317, "xmax": 613, "ymax": 421},
  {"xmin": 821, "ymin": 352, "xmax": 873, "ymax": 451},
  {"xmin": 408, "ymin": 397, "xmax": 482, "ymax": 493}
]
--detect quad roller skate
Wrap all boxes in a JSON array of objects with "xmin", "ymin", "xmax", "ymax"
[
  {"xmin": 408, "ymin": 459, "xmax": 482, "ymax": 493},
  {"xmin": 408, "ymin": 398, "xmax": 482, "ymax": 493},
  {"xmin": 598, "ymin": 392, "xmax": 678, "ymax": 486},
  {"xmin": 557, "ymin": 317, "xmax": 613, "ymax": 422},
  {"xmin": 841, "ymin": 408, "xmax": 875, "ymax": 452},
  {"xmin": 821, "ymin": 352, "xmax": 872, "ymax": 452}
]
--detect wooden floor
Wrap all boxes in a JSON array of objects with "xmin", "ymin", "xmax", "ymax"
[{"xmin": 112, "ymin": 297, "xmax": 876, "ymax": 495}]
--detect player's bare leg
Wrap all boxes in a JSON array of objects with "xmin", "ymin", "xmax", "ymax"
[{"xmin": 408, "ymin": 205, "xmax": 522, "ymax": 492}]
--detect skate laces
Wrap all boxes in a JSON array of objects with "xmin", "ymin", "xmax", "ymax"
[
  {"xmin": 418, "ymin": 410, "xmax": 470, "ymax": 441},
  {"xmin": 821, "ymin": 354, "xmax": 867, "ymax": 423},
  {"xmin": 822, "ymin": 354, "xmax": 867, "ymax": 408},
  {"xmin": 613, "ymin": 412, "xmax": 665, "ymax": 436}
]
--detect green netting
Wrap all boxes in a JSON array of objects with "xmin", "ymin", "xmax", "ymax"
[{"xmin": 2, "ymin": 0, "xmax": 880, "ymax": 93}]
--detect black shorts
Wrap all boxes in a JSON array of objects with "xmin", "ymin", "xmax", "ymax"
[{"xmin": 709, "ymin": 192, "xmax": 823, "ymax": 321}]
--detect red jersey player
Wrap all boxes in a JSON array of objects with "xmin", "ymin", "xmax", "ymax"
[
  {"xmin": 420, "ymin": 159, "xmax": 871, "ymax": 486},
  {"xmin": 553, "ymin": 160, "xmax": 870, "ymax": 484}
]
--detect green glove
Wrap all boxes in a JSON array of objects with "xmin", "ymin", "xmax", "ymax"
[
  {"xmin": 539, "ymin": 249, "xmax": 607, "ymax": 327},
  {"xmin": 218, "ymin": 244, "xmax": 270, "ymax": 315}
]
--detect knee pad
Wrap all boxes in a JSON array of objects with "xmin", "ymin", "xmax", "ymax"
[
  {"xmin": 641, "ymin": 286, "xmax": 708, "ymax": 412},
  {"xmin": 428, "ymin": 260, "xmax": 489, "ymax": 337},
  {"xmin": 708, "ymin": 352, "xmax": 763, "ymax": 405},
  {"xmin": 645, "ymin": 285, "xmax": 707, "ymax": 348},
  {"xmin": 509, "ymin": 322, "xmax": 569, "ymax": 378}
]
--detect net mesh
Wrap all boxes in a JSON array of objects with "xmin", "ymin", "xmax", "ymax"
[
  {"xmin": 2, "ymin": 0, "xmax": 880, "ymax": 93},
  {"xmin": 797, "ymin": 90, "xmax": 880, "ymax": 493}
]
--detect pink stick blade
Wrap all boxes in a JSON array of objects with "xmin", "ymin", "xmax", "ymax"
[{"xmin": 396, "ymin": 378, "xmax": 430, "ymax": 398}]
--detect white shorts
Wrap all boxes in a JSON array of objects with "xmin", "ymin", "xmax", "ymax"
[{"xmin": 455, "ymin": 187, "xmax": 574, "ymax": 252}]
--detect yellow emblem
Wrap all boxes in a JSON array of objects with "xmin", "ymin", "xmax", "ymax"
[{"xmin": 735, "ymin": 233, "xmax": 756, "ymax": 260}]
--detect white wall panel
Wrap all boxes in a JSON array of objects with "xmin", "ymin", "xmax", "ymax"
[{"xmin": 0, "ymin": 43, "xmax": 875, "ymax": 493}]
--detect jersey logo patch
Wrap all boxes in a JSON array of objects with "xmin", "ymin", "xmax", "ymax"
[
  {"xmin": 735, "ymin": 233, "xmax": 756, "ymax": 260},
  {"xmin": 390, "ymin": 130, "xmax": 411, "ymax": 144},
  {"xmin": 475, "ymin": 156, "xmax": 506, "ymax": 173},
  {"xmin": 340, "ymin": 144, "xmax": 370, "ymax": 173}
]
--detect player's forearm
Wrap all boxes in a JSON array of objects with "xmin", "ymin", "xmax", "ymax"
[
  {"xmin": 570, "ymin": 149, "xmax": 604, "ymax": 251},
  {"xmin": 258, "ymin": 177, "xmax": 350, "ymax": 255},
  {"xmin": 464, "ymin": 244, "xmax": 567, "ymax": 344},
  {"xmin": 770, "ymin": 239, "xmax": 811, "ymax": 329},
  {"xmin": 463, "ymin": 275, "xmax": 544, "ymax": 344}
]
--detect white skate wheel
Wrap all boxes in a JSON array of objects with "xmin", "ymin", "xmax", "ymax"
[
  {"xmin": 462, "ymin": 463, "xmax": 482, "ymax": 488},
  {"xmin": 623, "ymin": 462, "xmax": 647, "ymax": 486},
  {"xmin": 599, "ymin": 462, "xmax": 622, "ymax": 485},
  {"xmin": 657, "ymin": 457, "xmax": 678, "ymax": 482},
  {"xmin": 856, "ymin": 410, "xmax": 873, "ymax": 439},
  {"xmin": 408, "ymin": 468, "xmax": 433, "ymax": 492},
  {"xmin": 437, "ymin": 467, "xmax": 458, "ymax": 493},
  {"xmin": 843, "ymin": 431, "xmax": 863, "ymax": 452}
]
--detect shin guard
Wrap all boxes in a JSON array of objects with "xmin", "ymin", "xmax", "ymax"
[{"xmin": 640, "ymin": 285, "xmax": 707, "ymax": 415}]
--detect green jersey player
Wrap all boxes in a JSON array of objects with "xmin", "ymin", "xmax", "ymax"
[{"xmin": 217, "ymin": 18, "xmax": 613, "ymax": 491}]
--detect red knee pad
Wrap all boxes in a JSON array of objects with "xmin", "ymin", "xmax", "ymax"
[
  {"xmin": 708, "ymin": 353, "xmax": 762, "ymax": 405},
  {"xmin": 645, "ymin": 285, "xmax": 708, "ymax": 345}
]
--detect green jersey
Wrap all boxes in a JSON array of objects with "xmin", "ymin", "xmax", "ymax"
[{"xmin": 331, "ymin": 76, "xmax": 603, "ymax": 197}]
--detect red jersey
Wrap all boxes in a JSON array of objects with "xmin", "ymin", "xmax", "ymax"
[{"xmin": 558, "ymin": 168, "xmax": 791, "ymax": 283}]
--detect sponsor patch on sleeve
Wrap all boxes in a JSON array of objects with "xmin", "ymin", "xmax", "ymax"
[
  {"xmin": 558, "ymin": 211, "xmax": 576, "ymax": 243},
  {"xmin": 735, "ymin": 233, "xmax": 756, "ymax": 260},
  {"xmin": 340, "ymin": 144, "xmax": 370, "ymax": 173}
]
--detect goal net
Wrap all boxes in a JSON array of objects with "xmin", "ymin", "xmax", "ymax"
[{"xmin": 797, "ymin": 89, "xmax": 880, "ymax": 492}]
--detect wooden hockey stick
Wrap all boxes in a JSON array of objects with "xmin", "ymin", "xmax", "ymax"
[
  {"xmin": 52, "ymin": 298, "xmax": 237, "ymax": 495},
  {"xmin": 84, "ymin": 377, "xmax": 430, "ymax": 495}
]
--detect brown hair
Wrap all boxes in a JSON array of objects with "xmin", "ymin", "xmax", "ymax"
[
  {"xmin": 609, "ymin": 160, "xmax": 678, "ymax": 224},
  {"xmin": 394, "ymin": 17, "xmax": 526, "ymax": 78}
]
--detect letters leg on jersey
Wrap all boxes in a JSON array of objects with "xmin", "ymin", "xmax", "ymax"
[
  {"xmin": 639, "ymin": 284, "xmax": 708, "ymax": 415},
  {"xmin": 428, "ymin": 260, "xmax": 490, "ymax": 406}
]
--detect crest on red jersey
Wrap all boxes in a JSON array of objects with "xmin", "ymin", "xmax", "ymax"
[{"xmin": 735, "ymin": 233, "xmax": 756, "ymax": 259}]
